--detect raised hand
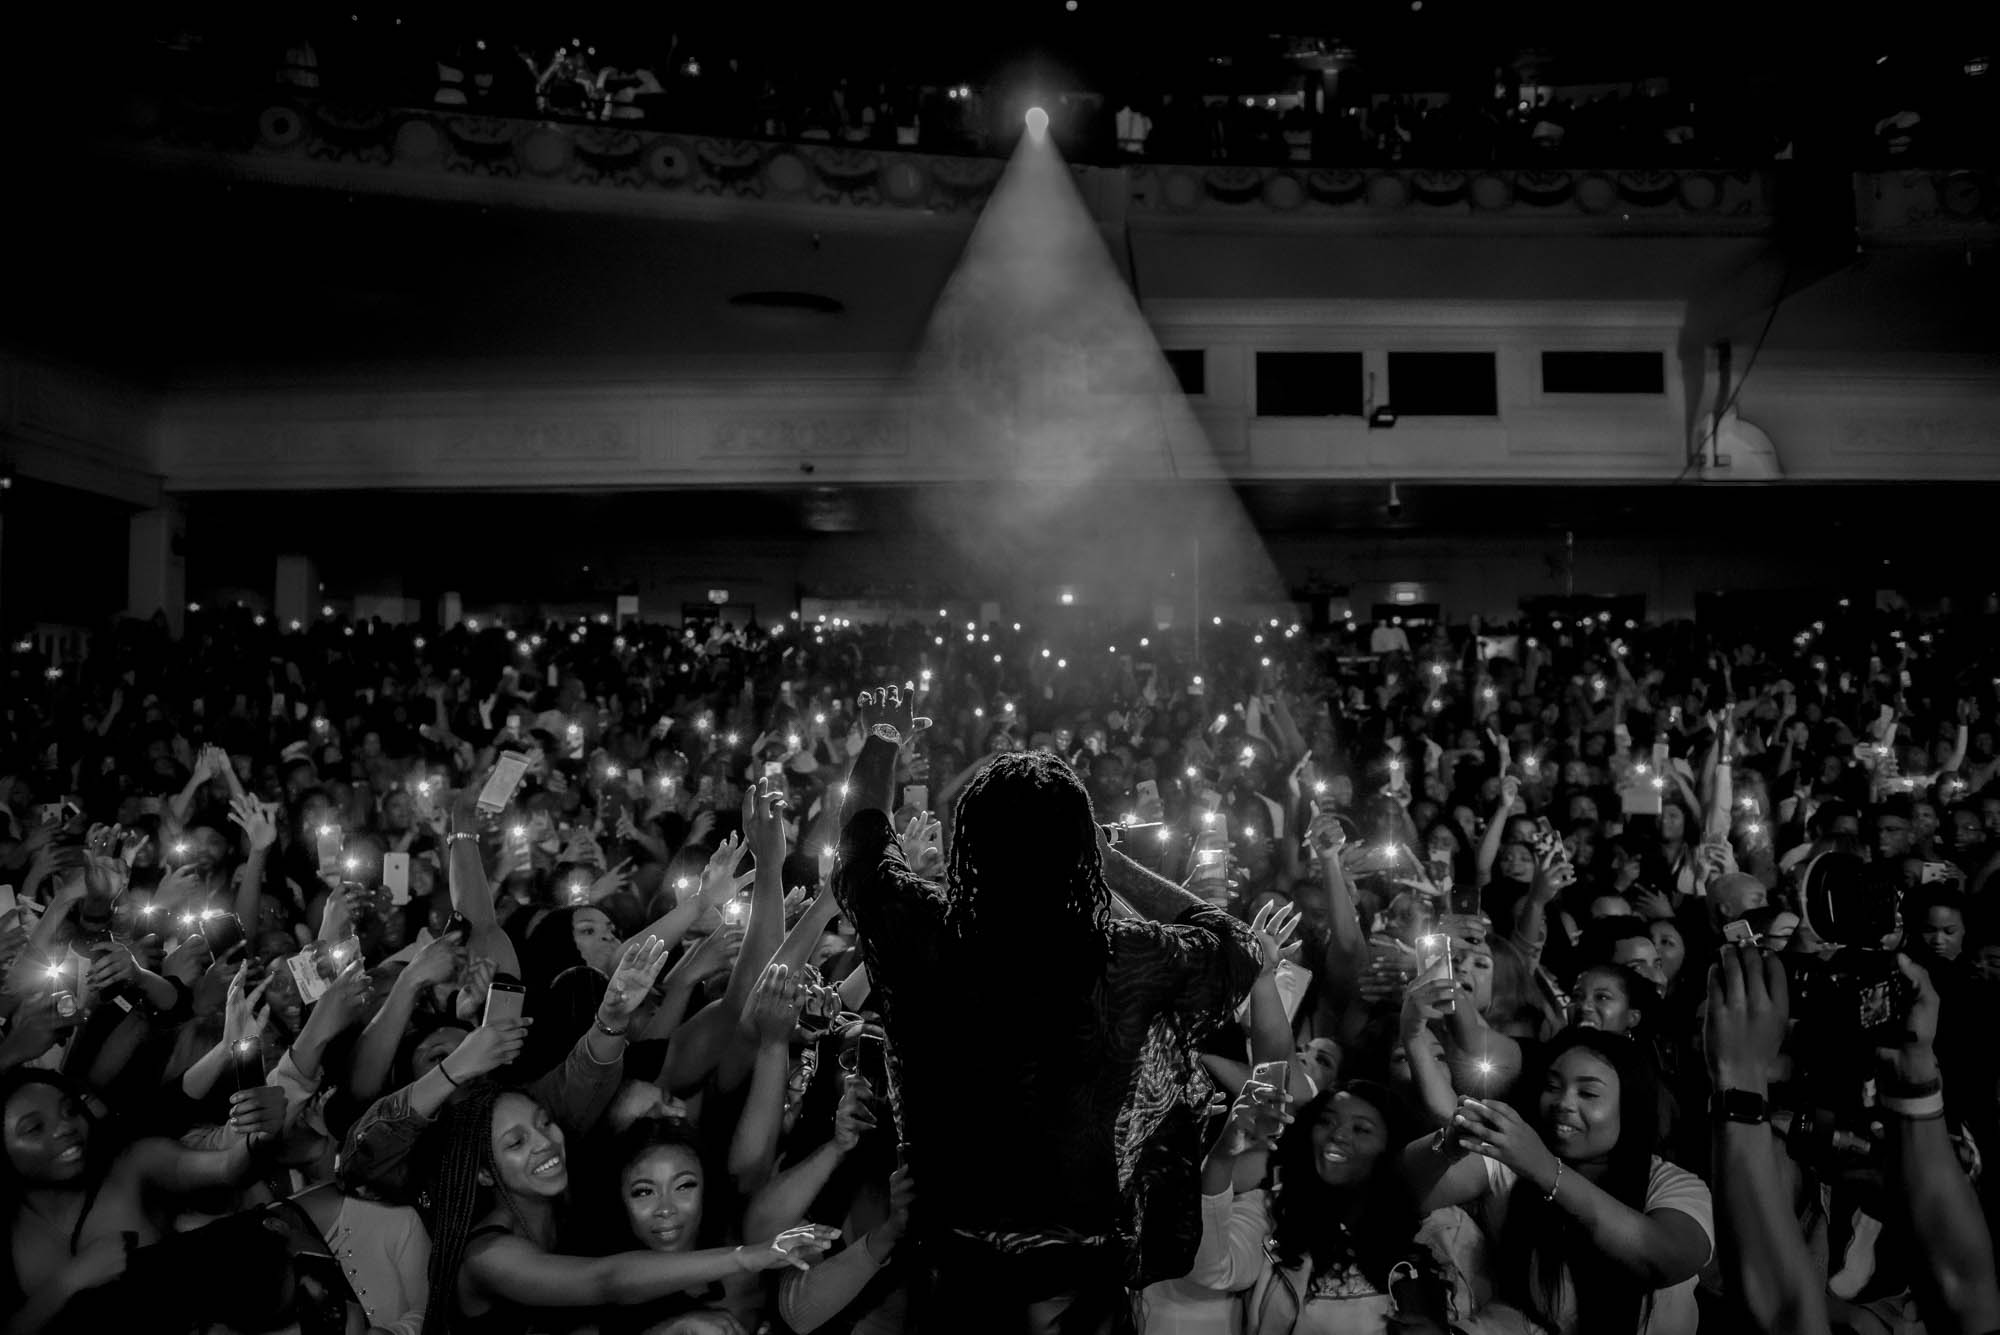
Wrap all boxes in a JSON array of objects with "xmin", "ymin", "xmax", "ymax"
[
  {"xmin": 743, "ymin": 961, "xmax": 804, "ymax": 1044},
  {"xmin": 1453, "ymin": 1098, "xmax": 1560, "ymax": 1189},
  {"xmin": 1249, "ymin": 900, "xmax": 1302, "ymax": 977},
  {"xmin": 831, "ymin": 1073, "xmax": 880, "ymax": 1152},
  {"xmin": 856, "ymin": 685, "xmax": 932, "ymax": 747},
  {"xmin": 600, "ymin": 936, "xmax": 670, "ymax": 1026},
  {"xmin": 588, "ymin": 858, "xmax": 634, "ymax": 903},
  {"xmin": 222, "ymin": 966, "xmax": 272, "ymax": 1050},
  {"xmin": 1529, "ymin": 847, "xmax": 1575, "ymax": 905},
  {"xmin": 743, "ymin": 1224, "xmax": 842, "ymax": 1274},
  {"xmin": 746, "ymin": 779, "xmax": 788, "ymax": 865},
  {"xmin": 1401, "ymin": 975, "xmax": 1463, "ymax": 1036},
  {"xmin": 448, "ymin": 1016, "xmax": 532, "ymax": 1079},
  {"xmin": 1877, "ymin": 953, "xmax": 1941, "ymax": 1086},
  {"xmin": 699, "ymin": 833, "xmax": 753, "ymax": 909},
  {"xmin": 401, "ymin": 931, "xmax": 465, "ymax": 993},
  {"xmin": 310, "ymin": 960, "xmax": 373, "ymax": 1035},
  {"xmin": 161, "ymin": 931, "xmax": 213, "ymax": 987},
  {"xmin": 228, "ymin": 797, "xmax": 276, "ymax": 854},
  {"xmin": 1216, "ymin": 1077, "xmax": 1291, "ymax": 1157},
  {"xmin": 1706, "ymin": 944, "xmax": 1788, "ymax": 1091},
  {"xmin": 227, "ymin": 1083, "xmax": 286, "ymax": 1144}
]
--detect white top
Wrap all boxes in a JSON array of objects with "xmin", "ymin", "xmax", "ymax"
[
  {"xmin": 1478, "ymin": 1156, "xmax": 1713, "ymax": 1335},
  {"xmin": 1186, "ymin": 1189, "xmax": 1392, "ymax": 1335}
]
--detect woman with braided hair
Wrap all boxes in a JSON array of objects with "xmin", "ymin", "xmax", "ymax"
[
  {"xmin": 831, "ymin": 685, "xmax": 1262, "ymax": 1334},
  {"xmin": 417, "ymin": 1058, "xmax": 839, "ymax": 1335}
]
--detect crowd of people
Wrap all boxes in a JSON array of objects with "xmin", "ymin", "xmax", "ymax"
[
  {"xmin": 122, "ymin": 23, "xmax": 1997, "ymax": 170},
  {"xmin": 3, "ymin": 593, "xmax": 1999, "ymax": 1334}
]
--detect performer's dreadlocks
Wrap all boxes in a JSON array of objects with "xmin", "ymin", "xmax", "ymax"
[{"xmin": 946, "ymin": 750, "xmax": 1112, "ymax": 982}]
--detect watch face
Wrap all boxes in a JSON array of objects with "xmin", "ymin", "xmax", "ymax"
[{"xmin": 1713, "ymin": 1090, "xmax": 1769, "ymax": 1124}]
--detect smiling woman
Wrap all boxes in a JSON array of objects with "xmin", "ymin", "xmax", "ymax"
[
  {"xmin": 1403, "ymin": 1029, "xmax": 1714, "ymax": 1335},
  {"xmin": 421, "ymin": 1084, "xmax": 838, "ymax": 1335}
]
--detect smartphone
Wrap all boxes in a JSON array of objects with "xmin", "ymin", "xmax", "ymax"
[
  {"xmin": 851, "ymin": 1030, "xmax": 890, "ymax": 1099},
  {"xmin": 484, "ymin": 975, "xmax": 528, "ymax": 1027},
  {"xmin": 1530, "ymin": 817, "xmax": 1571, "ymax": 871},
  {"xmin": 477, "ymin": 753, "xmax": 532, "ymax": 814},
  {"xmin": 201, "ymin": 911, "xmax": 247, "ymax": 957},
  {"xmin": 904, "ymin": 785, "xmax": 929, "ymax": 814},
  {"xmin": 722, "ymin": 897, "xmax": 749, "ymax": 925},
  {"xmin": 506, "ymin": 714, "xmax": 523, "ymax": 734},
  {"xmin": 764, "ymin": 761, "xmax": 785, "ymax": 781},
  {"xmin": 46, "ymin": 952, "xmax": 84, "ymax": 1021},
  {"xmin": 232, "ymin": 1036, "xmax": 265, "ymax": 1091},
  {"xmin": 1415, "ymin": 933, "xmax": 1455, "ymax": 1011},
  {"xmin": 1134, "ymin": 779, "xmax": 1161, "ymax": 813},
  {"xmin": 626, "ymin": 768, "xmax": 644, "ymax": 788},
  {"xmin": 1919, "ymin": 861, "xmax": 1957, "ymax": 885},
  {"xmin": 1250, "ymin": 1059, "xmax": 1289, "ymax": 1090},
  {"xmin": 315, "ymin": 825, "xmax": 344, "ymax": 877},
  {"xmin": 0, "ymin": 885, "xmax": 16, "ymax": 919},
  {"xmin": 382, "ymin": 853, "xmax": 411, "ymax": 906},
  {"xmin": 1722, "ymin": 919, "xmax": 1761, "ymax": 947},
  {"xmin": 506, "ymin": 822, "xmax": 530, "ymax": 861}
]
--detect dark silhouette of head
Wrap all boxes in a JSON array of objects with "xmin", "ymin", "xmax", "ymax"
[{"xmin": 946, "ymin": 750, "xmax": 1110, "ymax": 974}]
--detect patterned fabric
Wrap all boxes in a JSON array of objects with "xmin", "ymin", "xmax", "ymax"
[{"xmin": 835, "ymin": 799, "xmax": 1259, "ymax": 1289}]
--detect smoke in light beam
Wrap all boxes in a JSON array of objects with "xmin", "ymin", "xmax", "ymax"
[{"xmin": 905, "ymin": 108, "xmax": 1282, "ymax": 615}]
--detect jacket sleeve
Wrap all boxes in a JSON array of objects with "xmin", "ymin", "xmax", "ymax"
[
  {"xmin": 527, "ymin": 1029, "xmax": 625, "ymax": 1139},
  {"xmin": 335, "ymin": 1084, "xmax": 430, "ymax": 1202}
]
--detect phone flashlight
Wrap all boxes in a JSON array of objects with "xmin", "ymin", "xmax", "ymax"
[
  {"xmin": 342, "ymin": 856, "xmax": 359, "ymax": 873},
  {"xmin": 787, "ymin": 734, "xmax": 800, "ymax": 749},
  {"xmin": 173, "ymin": 841, "xmax": 190, "ymax": 857},
  {"xmin": 723, "ymin": 900, "xmax": 747, "ymax": 924},
  {"xmin": 675, "ymin": 877, "xmax": 691, "ymax": 893},
  {"xmin": 815, "ymin": 714, "xmax": 827, "ymax": 725},
  {"xmin": 1156, "ymin": 827, "xmax": 1172, "ymax": 842},
  {"xmin": 726, "ymin": 733, "xmax": 739, "ymax": 746},
  {"xmin": 1313, "ymin": 781, "xmax": 1328, "ymax": 796},
  {"xmin": 1185, "ymin": 767, "xmax": 1199, "ymax": 779}
]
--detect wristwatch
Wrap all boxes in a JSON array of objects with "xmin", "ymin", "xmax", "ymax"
[{"xmin": 1710, "ymin": 1089, "xmax": 1770, "ymax": 1125}]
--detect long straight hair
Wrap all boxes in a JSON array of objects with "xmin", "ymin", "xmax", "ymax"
[{"xmin": 1497, "ymin": 1028, "xmax": 1662, "ymax": 1335}]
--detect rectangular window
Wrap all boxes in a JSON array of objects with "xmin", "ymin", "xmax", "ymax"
[
  {"xmin": 1163, "ymin": 348, "xmax": 1206, "ymax": 397},
  {"xmin": 1387, "ymin": 352, "xmax": 1497, "ymax": 416},
  {"xmin": 1254, "ymin": 352, "xmax": 1363, "ymax": 417},
  {"xmin": 1541, "ymin": 351, "xmax": 1666, "ymax": 395}
]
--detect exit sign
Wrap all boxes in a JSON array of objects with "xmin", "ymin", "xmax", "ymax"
[{"xmin": 707, "ymin": 589, "xmax": 730, "ymax": 605}]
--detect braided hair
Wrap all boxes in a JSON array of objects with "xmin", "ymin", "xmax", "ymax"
[
  {"xmin": 940, "ymin": 751, "xmax": 1113, "ymax": 1088},
  {"xmin": 420, "ymin": 1081, "xmax": 518, "ymax": 1335}
]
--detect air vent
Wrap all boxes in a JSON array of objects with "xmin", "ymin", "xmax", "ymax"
[
  {"xmin": 1387, "ymin": 352, "xmax": 1497, "ymax": 416},
  {"xmin": 727, "ymin": 291, "xmax": 846, "ymax": 316},
  {"xmin": 1256, "ymin": 352, "xmax": 1363, "ymax": 417},
  {"xmin": 1542, "ymin": 351, "xmax": 1665, "ymax": 394}
]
